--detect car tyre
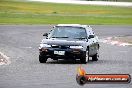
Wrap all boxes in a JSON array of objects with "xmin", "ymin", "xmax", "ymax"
[
  {"xmin": 80, "ymin": 49, "xmax": 89, "ymax": 64},
  {"xmin": 39, "ymin": 55, "xmax": 47, "ymax": 63},
  {"xmin": 92, "ymin": 50, "xmax": 99, "ymax": 61}
]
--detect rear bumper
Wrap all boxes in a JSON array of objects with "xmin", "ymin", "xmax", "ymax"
[{"xmin": 39, "ymin": 48, "xmax": 85, "ymax": 59}]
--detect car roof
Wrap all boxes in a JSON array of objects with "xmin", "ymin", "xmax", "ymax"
[{"xmin": 56, "ymin": 24, "xmax": 90, "ymax": 28}]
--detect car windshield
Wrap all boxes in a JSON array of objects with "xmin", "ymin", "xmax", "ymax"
[{"xmin": 48, "ymin": 26, "xmax": 87, "ymax": 39}]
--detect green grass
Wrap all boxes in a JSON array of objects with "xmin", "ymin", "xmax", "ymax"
[{"xmin": 0, "ymin": 0, "xmax": 132, "ymax": 24}]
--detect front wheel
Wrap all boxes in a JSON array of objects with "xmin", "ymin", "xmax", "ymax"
[
  {"xmin": 80, "ymin": 50, "xmax": 89, "ymax": 64},
  {"xmin": 39, "ymin": 55, "xmax": 47, "ymax": 63}
]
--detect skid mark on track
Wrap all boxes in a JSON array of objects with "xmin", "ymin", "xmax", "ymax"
[
  {"xmin": 0, "ymin": 51, "xmax": 11, "ymax": 65},
  {"xmin": 100, "ymin": 37, "xmax": 132, "ymax": 46},
  {"xmin": 21, "ymin": 46, "xmax": 32, "ymax": 49}
]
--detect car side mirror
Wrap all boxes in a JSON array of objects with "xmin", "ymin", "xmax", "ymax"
[
  {"xmin": 88, "ymin": 35, "xmax": 94, "ymax": 39},
  {"xmin": 43, "ymin": 33, "xmax": 48, "ymax": 36}
]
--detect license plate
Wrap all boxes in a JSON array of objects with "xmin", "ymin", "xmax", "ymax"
[{"xmin": 54, "ymin": 51, "xmax": 65, "ymax": 55}]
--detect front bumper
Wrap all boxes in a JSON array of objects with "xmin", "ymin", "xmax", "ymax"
[{"xmin": 39, "ymin": 48, "xmax": 85, "ymax": 59}]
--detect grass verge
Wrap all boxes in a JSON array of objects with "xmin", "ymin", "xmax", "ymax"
[{"xmin": 0, "ymin": 0, "xmax": 132, "ymax": 24}]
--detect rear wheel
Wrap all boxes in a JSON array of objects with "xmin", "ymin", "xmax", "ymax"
[
  {"xmin": 92, "ymin": 50, "xmax": 99, "ymax": 61},
  {"xmin": 39, "ymin": 55, "xmax": 47, "ymax": 63},
  {"xmin": 80, "ymin": 49, "xmax": 89, "ymax": 64}
]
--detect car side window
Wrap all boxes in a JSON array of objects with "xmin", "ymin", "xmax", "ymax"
[
  {"xmin": 90, "ymin": 30, "xmax": 95, "ymax": 36},
  {"xmin": 86, "ymin": 27, "xmax": 95, "ymax": 39},
  {"xmin": 47, "ymin": 29, "xmax": 54, "ymax": 38}
]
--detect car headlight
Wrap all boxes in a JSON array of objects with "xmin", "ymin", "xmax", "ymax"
[
  {"xmin": 70, "ymin": 46, "xmax": 83, "ymax": 49},
  {"xmin": 39, "ymin": 44, "xmax": 51, "ymax": 49}
]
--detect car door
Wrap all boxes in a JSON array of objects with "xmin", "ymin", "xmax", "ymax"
[
  {"xmin": 86, "ymin": 28, "xmax": 93, "ymax": 56},
  {"xmin": 90, "ymin": 30, "xmax": 99, "ymax": 55},
  {"xmin": 86, "ymin": 28, "xmax": 97, "ymax": 56}
]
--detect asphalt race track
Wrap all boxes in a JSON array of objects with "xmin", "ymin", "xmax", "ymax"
[{"xmin": 0, "ymin": 25, "xmax": 132, "ymax": 88}]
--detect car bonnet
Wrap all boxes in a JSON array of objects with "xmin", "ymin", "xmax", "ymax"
[{"xmin": 41, "ymin": 39, "xmax": 86, "ymax": 46}]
